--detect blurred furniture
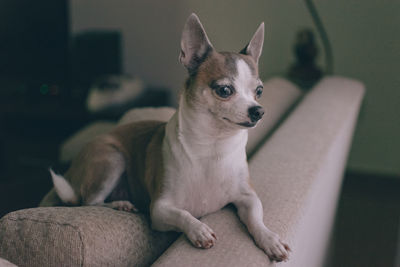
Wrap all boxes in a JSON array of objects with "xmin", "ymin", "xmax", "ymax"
[{"xmin": 0, "ymin": 76, "xmax": 364, "ymax": 267}]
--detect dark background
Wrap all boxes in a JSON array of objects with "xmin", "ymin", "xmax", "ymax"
[
  {"xmin": 0, "ymin": 0, "xmax": 77, "ymax": 215},
  {"xmin": 0, "ymin": 0, "xmax": 169, "ymax": 216}
]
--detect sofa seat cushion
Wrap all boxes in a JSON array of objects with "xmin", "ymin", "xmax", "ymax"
[{"xmin": 0, "ymin": 207, "xmax": 177, "ymax": 267}]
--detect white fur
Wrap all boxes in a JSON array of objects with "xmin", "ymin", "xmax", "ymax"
[
  {"xmin": 84, "ymin": 163, "xmax": 124, "ymax": 206},
  {"xmin": 235, "ymin": 60, "xmax": 256, "ymax": 99},
  {"xmin": 235, "ymin": 59, "xmax": 263, "ymax": 105},
  {"xmin": 49, "ymin": 169, "xmax": 78, "ymax": 205},
  {"xmin": 46, "ymin": 13, "xmax": 290, "ymax": 261},
  {"xmin": 150, "ymin": 89, "xmax": 290, "ymax": 260},
  {"xmin": 160, "ymin": 96, "xmax": 249, "ymax": 218},
  {"xmin": 150, "ymin": 93, "xmax": 248, "ymax": 245},
  {"xmin": 148, "ymin": 51, "xmax": 290, "ymax": 259},
  {"xmin": 213, "ymin": 59, "xmax": 263, "ymax": 126}
]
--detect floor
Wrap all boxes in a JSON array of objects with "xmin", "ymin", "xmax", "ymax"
[{"xmin": 328, "ymin": 172, "xmax": 400, "ymax": 267}]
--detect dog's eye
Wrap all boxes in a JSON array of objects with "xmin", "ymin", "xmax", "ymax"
[
  {"xmin": 215, "ymin": 85, "xmax": 234, "ymax": 98},
  {"xmin": 255, "ymin": 86, "xmax": 263, "ymax": 99}
]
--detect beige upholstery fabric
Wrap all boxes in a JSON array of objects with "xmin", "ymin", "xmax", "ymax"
[
  {"xmin": 0, "ymin": 257, "xmax": 18, "ymax": 267},
  {"xmin": 247, "ymin": 77, "xmax": 302, "ymax": 155},
  {"xmin": 152, "ymin": 77, "xmax": 364, "ymax": 267},
  {"xmin": 59, "ymin": 122, "xmax": 115, "ymax": 163},
  {"xmin": 59, "ymin": 107, "xmax": 176, "ymax": 163},
  {"xmin": 0, "ymin": 207, "xmax": 177, "ymax": 267}
]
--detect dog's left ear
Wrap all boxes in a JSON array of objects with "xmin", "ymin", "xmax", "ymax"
[
  {"xmin": 240, "ymin": 22, "xmax": 265, "ymax": 64},
  {"xmin": 180, "ymin": 13, "xmax": 213, "ymax": 74}
]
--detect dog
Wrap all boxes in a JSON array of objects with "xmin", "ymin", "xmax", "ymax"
[{"xmin": 40, "ymin": 13, "xmax": 291, "ymax": 262}]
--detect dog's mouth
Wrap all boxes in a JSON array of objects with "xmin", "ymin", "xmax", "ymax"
[
  {"xmin": 236, "ymin": 121, "xmax": 257, "ymax": 128},
  {"xmin": 223, "ymin": 117, "xmax": 257, "ymax": 128}
]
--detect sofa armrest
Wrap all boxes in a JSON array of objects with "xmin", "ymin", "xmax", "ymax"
[
  {"xmin": 152, "ymin": 76, "xmax": 365, "ymax": 267},
  {"xmin": 247, "ymin": 78, "xmax": 302, "ymax": 155},
  {"xmin": 0, "ymin": 207, "xmax": 177, "ymax": 267}
]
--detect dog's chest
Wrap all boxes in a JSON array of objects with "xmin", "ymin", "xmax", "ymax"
[{"xmin": 166, "ymin": 154, "xmax": 247, "ymax": 218}]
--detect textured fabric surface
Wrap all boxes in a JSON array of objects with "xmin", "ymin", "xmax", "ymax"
[
  {"xmin": 0, "ymin": 207, "xmax": 178, "ymax": 267},
  {"xmin": 0, "ymin": 257, "xmax": 18, "ymax": 267},
  {"xmin": 152, "ymin": 76, "xmax": 364, "ymax": 267},
  {"xmin": 247, "ymin": 77, "xmax": 302, "ymax": 154},
  {"xmin": 59, "ymin": 107, "xmax": 176, "ymax": 163}
]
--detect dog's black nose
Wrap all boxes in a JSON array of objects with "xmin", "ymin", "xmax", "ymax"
[{"xmin": 248, "ymin": 106, "xmax": 265, "ymax": 122}]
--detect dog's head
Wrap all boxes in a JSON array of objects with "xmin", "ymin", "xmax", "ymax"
[{"xmin": 180, "ymin": 13, "xmax": 265, "ymax": 129}]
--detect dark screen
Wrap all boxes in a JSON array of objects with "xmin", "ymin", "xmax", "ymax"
[{"xmin": 0, "ymin": 0, "xmax": 68, "ymax": 87}]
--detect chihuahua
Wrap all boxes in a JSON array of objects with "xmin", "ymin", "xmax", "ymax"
[{"xmin": 40, "ymin": 13, "xmax": 290, "ymax": 262}]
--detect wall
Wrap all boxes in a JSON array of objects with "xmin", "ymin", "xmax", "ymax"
[
  {"xmin": 70, "ymin": 0, "xmax": 187, "ymax": 101},
  {"xmin": 70, "ymin": 0, "xmax": 400, "ymax": 176}
]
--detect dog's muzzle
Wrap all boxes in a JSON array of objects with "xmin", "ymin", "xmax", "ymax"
[{"xmin": 248, "ymin": 106, "xmax": 265, "ymax": 122}]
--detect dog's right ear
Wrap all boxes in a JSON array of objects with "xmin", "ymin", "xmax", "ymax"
[{"xmin": 179, "ymin": 13, "xmax": 213, "ymax": 74}]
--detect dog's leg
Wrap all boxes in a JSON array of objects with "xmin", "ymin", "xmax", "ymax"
[
  {"xmin": 233, "ymin": 188, "xmax": 291, "ymax": 262},
  {"xmin": 151, "ymin": 201, "xmax": 217, "ymax": 249},
  {"xmin": 39, "ymin": 188, "xmax": 62, "ymax": 207},
  {"xmin": 76, "ymin": 143, "xmax": 136, "ymax": 212}
]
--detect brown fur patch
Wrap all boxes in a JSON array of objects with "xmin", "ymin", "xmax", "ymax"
[
  {"xmin": 63, "ymin": 121, "xmax": 166, "ymax": 213},
  {"xmin": 110, "ymin": 121, "xmax": 166, "ymax": 212},
  {"xmin": 185, "ymin": 51, "xmax": 258, "ymax": 106}
]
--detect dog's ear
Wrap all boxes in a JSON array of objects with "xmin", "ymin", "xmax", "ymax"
[
  {"xmin": 179, "ymin": 13, "xmax": 213, "ymax": 74},
  {"xmin": 240, "ymin": 22, "xmax": 264, "ymax": 64}
]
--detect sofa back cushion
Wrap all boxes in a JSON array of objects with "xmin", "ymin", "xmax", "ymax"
[{"xmin": 247, "ymin": 77, "xmax": 302, "ymax": 155}]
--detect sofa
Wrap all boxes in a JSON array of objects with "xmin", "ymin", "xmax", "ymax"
[{"xmin": 0, "ymin": 76, "xmax": 364, "ymax": 267}]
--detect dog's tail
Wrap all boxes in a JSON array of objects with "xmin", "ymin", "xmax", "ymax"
[{"xmin": 49, "ymin": 168, "xmax": 79, "ymax": 205}]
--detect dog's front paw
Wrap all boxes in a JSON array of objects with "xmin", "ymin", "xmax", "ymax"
[
  {"xmin": 256, "ymin": 232, "xmax": 291, "ymax": 262},
  {"xmin": 186, "ymin": 222, "xmax": 217, "ymax": 249}
]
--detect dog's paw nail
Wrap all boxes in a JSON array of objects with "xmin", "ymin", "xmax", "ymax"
[
  {"xmin": 195, "ymin": 241, "xmax": 202, "ymax": 248},
  {"xmin": 258, "ymin": 234, "xmax": 291, "ymax": 262},
  {"xmin": 111, "ymin": 201, "xmax": 138, "ymax": 212},
  {"xmin": 284, "ymin": 243, "xmax": 292, "ymax": 252},
  {"xmin": 203, "ymin": 241, "xmax": 212, "ymax": 249},
  {"xmin": 188, "ymin": 222, "xmax": 216, "ymax": 249}
]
